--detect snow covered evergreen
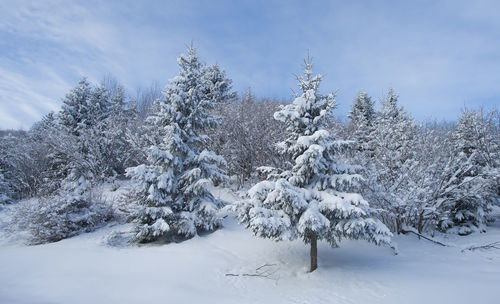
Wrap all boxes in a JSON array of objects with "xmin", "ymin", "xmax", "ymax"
[
  {"xmin": 366, "ymin": 89, "xmax": 418, "ymax": 233},
  {"xmin": 58, "ymin": 78, "xmax": 95, "ymax": 136},
  {"xmin": 438, "ymin": 109, "xmax": 498, "ymax": 234},
  {"xmin": 41, "ymin": 78, "xmax": 141, "ymax": 186},
  {"xmin": 126, "ymin": 46, "xmax": 233, "ymax": 242},
  {"xmin": 347, "ymin": 90, "xmax": 376, "ymax": 154},
  {"xmin": 10, "ymin": 170, "xmax": 113, "ymax": 244},
  {"xmin": 230, "ymin": 58, "xmax": 392, "ymax": 271}
]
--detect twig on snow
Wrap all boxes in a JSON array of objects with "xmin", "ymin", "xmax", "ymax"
[
  {"xmin": 461, "ymin": 241, "xmax": 500, "ymax": 252},
  {"xmin": 255, "ymin": 263, "xmax": 277, "ymax": 271},
  {"xmin": 225, "ymin": 263, "xmax": 279, "ymax": 280}
]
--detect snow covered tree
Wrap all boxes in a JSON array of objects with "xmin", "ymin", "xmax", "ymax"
[
  {"xmin": 10, "ymin": 170, "xmax": 113, "ymax": 244},
  {"xmin": 42, "ymin": 78, "xmax": 140, "ymax": 186},
  {"xmin": 126, "ymin": 46, "xmax": 233, "ymax": 242},
  {"xmin": 58, "ymin": 78, "xmax": 94, "ymax": 136},
  {"xmin": 395, "ymin": 124, "xmax": 453, "ymax": 234},
  {"xmin": 374, "ymin": 89, "xmax": 417, "ymax": 174},
  {"xmin": 0, "ymin": 115, "xmax": 66, "ymax": 199},
  {"xmin": 88, "ymin": 84, "xmax": 112, "ymax": 124},
  {"xmin": 230, "ymin": 58, "xmax": 392, "ymax": 272},
  {"xmin": 82, "ymin": 81, "xmax": 142, "ymax": 179},
  {"xmin": 0, "ymin": 168, "xmax": 13, "ymax": 204},
  {"xmin": 438, "ymin": 109, "xmax": 498, "ymax": 234},
  {"xmin": 209, "ymin": 88, "xmax": 286, "ymax": 187},
  {"xmin": 347, "ymin": 90, "xmax": 376, "ymax": 154},
  {"xmin": 0, "ymin": 132, "xmax": 39, "ymax": 198},
  {"xmin": 365, "ymin": 89, "xmax": 418, "ymax": 233}
]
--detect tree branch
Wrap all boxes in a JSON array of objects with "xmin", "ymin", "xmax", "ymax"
[
  {"xmin": 461, "ymin": 241, "xmax": 500, "ymax": 252},
  {"xmin": 400, "ymin": 227, "xmax": 450, "ymax": 247}
]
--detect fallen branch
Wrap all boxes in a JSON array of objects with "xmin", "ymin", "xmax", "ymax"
[
  {"xmin": 225, "ymin": 263, "xmax": 279, "ymax": 279},
  {"xmin": 224, "ymin": 272, "xmax": 276, "ymax": 278},
  {"xmin": 462, "ymin": 241, "xmax": 500, "ymax": 252},
  {"xmin": 400, "ymin": 227, "xmax": 449, "ymax": 247},
  {"xmin": 241, "ymin": 274, "xmax": 270, "ymax": 277},
  {"xmin": 256, "ymin": 263, "xmax": 276, "ymax": 271}
]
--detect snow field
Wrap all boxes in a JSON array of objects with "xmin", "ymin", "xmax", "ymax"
[{"xmin": 1, "ymin": 205, "xmax": 499, "ymax": 304}]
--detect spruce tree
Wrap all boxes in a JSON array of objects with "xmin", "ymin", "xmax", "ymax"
[
  {"xmin": 58, "ymin": 78, "xmax": 115, "ymax": 137},
  {"xmin": 126, "ymin": 46, "xmax": 233, "ymax": 242},
  {"xmin": 348, "ymin": 90, "xmax": 376, "ymax": 153},
  {"xmin": 231, "ymin": 58, "xmax": 392, "ymax": 272},
  {"xmin": 440, "ymin": 109, "xmax": 497, "ymax": 234},
  {"xmin": 368, "ymin": 89, "xmax": 418, "ymax": 233},
  {"xmin": 58, "ymin": 78, "xmax": 93, "ymax": 136}
]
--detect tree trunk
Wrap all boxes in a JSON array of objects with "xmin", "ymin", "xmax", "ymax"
[
  {"xmin": 310, "ymin": 235, "xmax": 318, "ymax": 272},
  {"xmin": 417, "ymin": 211, "xmax": 424, "ymax": 235}
]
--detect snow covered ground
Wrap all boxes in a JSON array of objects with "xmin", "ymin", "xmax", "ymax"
[{"xmin": 1, "ymin": 188, "xmax": 499, "ymax": 304}]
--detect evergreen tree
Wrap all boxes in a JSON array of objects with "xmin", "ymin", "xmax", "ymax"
[
  {"xmin": 84, "ymin": 81, "xmax": 141, "ymax": 178},
  {"xmin": 347, "ymin": 90, "xmax": 376, "ymax": 153},
  {"xmin": 367, "ymin": 89, "xmax": 418, "ymax": 233},
  {"xmin": 230, "ymin": 58, "xmax": 392, "ymax": 272},
  {"xmin": 58, "ymin": 78, "xmax": 115, "ymax": 137},
  {"xmin": 10, "ymin": 169, "xmax": 113, "ymax": 244},
  {"xmin": 87, "ymin": 84, "xmax": 112, "ymax": 124},
  {"xmin": 52, "ymin": 78, "xmax": 137, "ymax": 182},
  {"xmin": 58, "ymin": 78, "xmax": 93, "ymax": 136},
  {"xmin": 27, "ymin": 112, "xmax": 63, "ymax": 196},
  {"xmin": 375, "ymin": 89, "xmax": 417, "ymax": 167},
  {"xmin": 126, "ymin": 46, "xmax": 233, "ymax": 242},
  {"xmin": 439, "ymin": 109, "xmax": 498, "ymax": 234}
]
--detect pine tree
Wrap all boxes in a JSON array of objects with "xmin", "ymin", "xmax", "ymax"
[
  {"xmin": 230, "ymin": 58, "xmax": 392, "ymax": 272},
  {"xmin": 10, "ymin": 169, "xmax": 113, "ymax": 244},
  {"xmin": 347, "ymin": 90, "xmax": 376, "ymax": 153},
  {"xmin": 53, "ymin": 78, "xmax": 136, "ymax": 182},
  {"xmin": 58, "ymin": 78, "xmax": 115, "ymax": 136},
  {"xmin": 367, "ymin": 89, "xmax": 418, "ymax": 233},
  {"xmin": 375, "ymin": 89, "xmax": 417, "ymax": 166},
  {"xmin": 439, "ymin": 109, "xmax": 498, "ymax": 234},
  {"xmin": 84, "ymin": 81, "xmax": 140, "ymax": 178},
  {"xmin": 58, "ymin": 78, "xmax": 93, "ymax": 136},
  {"xmin": 126, "ymin": 46, "xmax": 233, "ymax": 242},
  {"xmin": 87, "ymin": 84, "xmax": 112, "ymax": 124}
]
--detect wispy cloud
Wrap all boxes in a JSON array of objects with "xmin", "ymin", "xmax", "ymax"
[{"xmin": 0, "ymin": 0, "xmax": 499, "ymax": 129}]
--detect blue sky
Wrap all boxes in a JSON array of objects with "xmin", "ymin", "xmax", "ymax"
[{"xmin": 1, "ymin": 0, "xmax": 499, "ymax": 129}]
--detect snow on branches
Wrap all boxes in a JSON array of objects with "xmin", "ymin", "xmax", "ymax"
[
  {"xmin": 230, "ymin": 57, "xmax": 392, "ymax": 271},
  {"xmin": 127, "ymin": 46, "xmax": 234, "ymax": 242}
]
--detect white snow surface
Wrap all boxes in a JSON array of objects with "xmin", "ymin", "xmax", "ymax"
[{"xmin": 1, "ymin": 186, "xmax": 499, "ymax": 304}]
